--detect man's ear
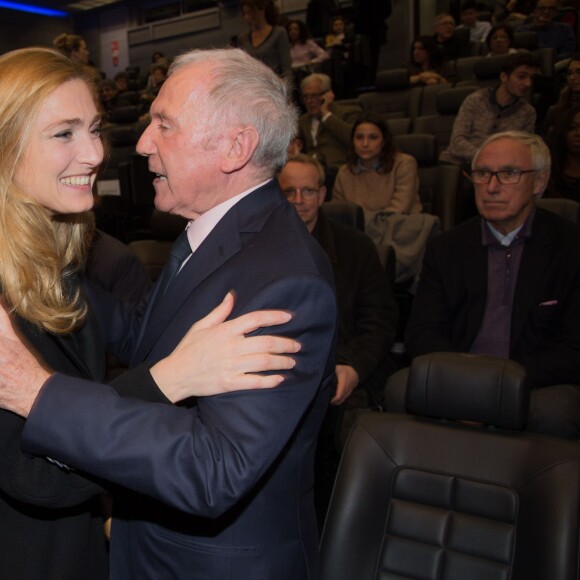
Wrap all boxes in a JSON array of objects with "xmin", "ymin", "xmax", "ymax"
[
  {"xmin": 533, "ymin": 170, "xmax": 550, "ymax": 197},
  {"xmin": 499, "ymin": 71, "xmax": 508, "ymax": 85},
  {"xmin": 317, "ymin": 186, "xmax": 327, "ymax": 207},
  {"xmin": 221, "ymin": 126, "xmax": 259, "ymax": 174}
]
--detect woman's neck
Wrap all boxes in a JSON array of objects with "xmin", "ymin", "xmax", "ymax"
[
  {"xmin": 358, "ymin": 157, "xmax": 380, "ymax": 170},
  {"xmin": 252, "ymin": 19, "xmax": 270, "ymax": 33}
]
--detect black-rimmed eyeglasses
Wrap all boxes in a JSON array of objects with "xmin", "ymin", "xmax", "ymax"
[
  {"xmin": 283, "ymin": 187, "xmax": 320, "ymax": 200},
  {"xmin": 469, "ymin": 168, "xmax": 537, "ymax": 185}
]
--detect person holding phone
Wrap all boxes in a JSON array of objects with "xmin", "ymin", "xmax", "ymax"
[{"xmin": 298, "ymin": 73, "xmax": 360, "ymax": 174}]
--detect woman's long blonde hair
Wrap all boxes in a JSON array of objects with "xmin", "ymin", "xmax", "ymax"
[{"xmin": 0, "ymin": 47, "xmax": 98, "ymax": 333}]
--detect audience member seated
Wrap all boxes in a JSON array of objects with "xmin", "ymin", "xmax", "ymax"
[
  {"xmin": 298, "ymin": 73, "xmax": 360, "ymax": 171},
  {"xmin": 516, "ymin": 0, "xmax": 576, "ymax": 61},
  {"xmin": 440, "ymin": 52, "xmax": 538, "ymax": 167},
  {"xmin": 98, "ymin": 79, "xmax": 131, "ymax": 124},
  {"xmin": 407, "ymin": 35, "xmax": 449, "ymax": 86},
  {"xmin": 432, "ymin": 12, "xmax": 471, "ymax": 61},
  {"xmin": 545, "ymin": 105, "xmax": 580, "ymax": 202},
  {"xmin": 456, "ymin": 0, "xmax": 492, "ymax": 44},
  {"xmin": 277, "ymin": 153, "xmax": 397, "ymax": 524},
  {"xmin": 324, "ymin": 15, "xmax": 353, "ymax": 60},
  {"xmin": 140, "ymin": 63, "xmax": 167, "ymax": 104},
  {"xmin": 387, "ymin": 131, "xmax": 580, "ymax": 440},
  {"xmin": 286, "ymin": 19, "xmax": 329, "ymax": 70},
  {"xmin": 485, "ymin": 23, "xmax": 518, "ymax": 57},
  {"xmin": 543, "ymin": 53, "xmax": 580, "ymax": 132},
  {"xmin": 238, "ymin": 0, "xmax": 291, "ymax": 80},
  {"xmin": 114, "ymin": 71, "xmax": 130, "ymax": 95},
  {"xmin": 493, "ymin": 0, "xmax": 535, "ymax": 26},
  {"xmin": 144, "ymin": 51, "xmax": 168, "ymax": 92},
  {"xmin": 332, "ymin": 111, "xmax": 422, "ymax": 217},
  {"xmin": 332, "ymin": 112, "xmax": 436, "ymax": 287}
]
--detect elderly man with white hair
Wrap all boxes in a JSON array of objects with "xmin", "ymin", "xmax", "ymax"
[{"xmin": 386, "ymin": 131, "xmax": 580, "ymax": 440}]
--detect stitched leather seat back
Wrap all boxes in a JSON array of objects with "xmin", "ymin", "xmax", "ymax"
[{"xmin": 320, "ymin": 353, "xmax": 580, "ymax": 580}]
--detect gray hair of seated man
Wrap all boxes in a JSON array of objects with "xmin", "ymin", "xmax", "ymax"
[
  {"xmin": 300, "ymin": 73, "xmax": 332, "ymax": 93},
  {"xmin": 472, "ymin": 130, "xmax": 551, "ymax": 196}
]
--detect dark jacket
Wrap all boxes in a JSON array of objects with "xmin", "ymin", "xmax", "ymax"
[
  {"xmin": 22, "ymin": 182, "xmax": 337, "ymax": 580},
  {"xmin": 0, "ymin": 306, "xmax": 108, "ymax": 579},
  {"xmin": 313, "ymin": 209, "xmax": 396, "ymax": 385},
  {"xmin": 406, "ymin": 209, "xmax": 580, "ymax": 387}
]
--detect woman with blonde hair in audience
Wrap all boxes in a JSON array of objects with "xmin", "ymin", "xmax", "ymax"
[
  {"xmin": 0, "ymin": 46, "xmax": 296, "ymax": 579},
  {"xmin": 332, "ymin": 111, "xmax": 422, "ymax": 215}
]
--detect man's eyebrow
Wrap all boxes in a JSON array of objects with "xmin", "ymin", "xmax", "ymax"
[{"xmin": 151, "ymin": 110, "xmax": 174, "ymax": 123}]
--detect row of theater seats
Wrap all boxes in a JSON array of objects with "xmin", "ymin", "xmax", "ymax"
[
  {"xmin": 319, "ymin": 350, "xmax": 580, "ymax": 580},
  {"xmin": 353, "ymin": 49, "xmax": 557, "ymax": 123},
  {"xmin": 317, "ymin": 196, "xmax": 580, "ymax": 580}
]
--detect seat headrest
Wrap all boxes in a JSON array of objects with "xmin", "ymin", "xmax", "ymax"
[
  {"xmin": 105, "ymin": 125, "xmax": 137, "ymax": 146},
  {"xmin": 473, "ymin": 54, "xmax": 514, "ymax": 79},
  {"xmin": 109, "ymin": 105, "xmax": 141, "ymax": 124},
  {"xmin": 393, "ymin": 134, "xmax": 437, "ymax": 165},
  {"xmin": 513, "ymin": 31, "xmax": 538, "ymax": 50},
  {"xmin": 536, "ymin": 198, "xmax": 580, "ymax": 223},
  {"xmin": 436, "ymin": 86, "xmax": 478, "ymax": 115},
  {"xmin": 374, "ymin": 68, "xmax": 410, "ymax": 91},
  {"xmin": 406, "ymin": 352, "xmax": 529, "ymax": 430},
  {"xmin": 321, "ymin": 201, "xmax": 365, "ymax": 231}
]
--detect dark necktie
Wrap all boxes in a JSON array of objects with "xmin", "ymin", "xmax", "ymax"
[{"xmin": 158, "ymin": 231, "xmax": 192, "ymax": 296}]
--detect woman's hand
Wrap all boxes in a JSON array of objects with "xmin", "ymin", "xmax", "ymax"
[{"xmin": 151, "ymin": 292, "xmax": 301, "ymax": 403}]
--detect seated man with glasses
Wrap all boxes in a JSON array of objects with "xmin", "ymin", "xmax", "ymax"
[
  {"xmin": 516, "ymin": 0, "xmax": 575, "ymax": 61},
  {"xmin": 386, "ymin": 131, "xmax": 580, "ymax": 440},
  {"xmin": 278, "ymin": 154, "xmax": 398, "ymax": 522},
  {"xmin": 298, "ymin": 73, "xmax": 360, "ymax": 172}
]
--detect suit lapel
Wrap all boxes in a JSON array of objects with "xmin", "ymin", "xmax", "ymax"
[{"xmin": 131, "ymin": 183, "xmax": 285, "ymax": 364}]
